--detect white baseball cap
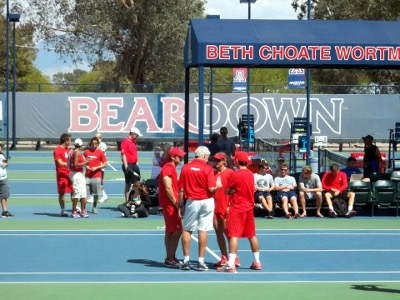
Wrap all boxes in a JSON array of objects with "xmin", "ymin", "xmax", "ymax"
[
  {"xmin": 130, "ymin": 127, "xmax": 142, "ymax": 136},
  {"xmin": 74, "ymin": 138, "xmax": 83, "ymax": 146}
]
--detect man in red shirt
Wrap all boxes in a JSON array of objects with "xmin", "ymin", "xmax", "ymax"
[
  {"xmin": 179, "ymin": 146, "xmax": 222, "ymax": 271},
  {"xmin": 158, "ymin": 147, "xmax": 186, "ymax": 268},
  {"xmin": 212, "ymin": 152, "xmax": 239, "ymax": 268},
  {"xmin": 218, "ymin": 151, "xmax": 262, "ymax": 273},
  {"xmin": 84, "ymin": 136, "xmax": 107, "ymax": 214},
  {"xmin": 121, "ymin": 127, "xmax": 142, "ymax": 202},
  {"xmin": 321, "ymin": 163, "xmax": 356, "ymax": 218},
  {"xmin": 53, "ymin": 133, "xmax": 72, "ymax": 217}
]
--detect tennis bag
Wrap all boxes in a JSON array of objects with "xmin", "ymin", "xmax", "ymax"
[{"xmin": 332, "ymin": 198, "xmax": 348, "ymax": 217}]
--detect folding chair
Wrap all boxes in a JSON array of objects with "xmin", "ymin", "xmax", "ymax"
[
  {"xmin": 374, "ymin": 180, "xmax": 396, "ymax": 216},
  {"xmin": 348, "ymin": 180, "xmax": 373, "ymax": 216}
]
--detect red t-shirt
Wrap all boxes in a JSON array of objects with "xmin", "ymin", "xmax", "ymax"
[
  {"xmin": 53, "ymin": 145, "xmax": 70, "ymax": 176},
  {"xmin": 120, "ymin": 136, "xmax": 138, "ymax": 164},
  {"xmin": 322, "ymin": 171, "xmax": 348, "ymax": 193},
  {"xmin": 214, "ymin": 168, "xmax": 234, "ymax": 215},
  {"xmin": 226, "ymin": 168, "xmax": 255, "ymax": 212},
  {"xmin": 158, "ymin": 162, "xmax": 179, "ymax": 208},
  {"xmin": 69, "ymin": 150, "xmax": 85, "ymax": 173},
  {"xmin": 84, "ymin": 148, "xmax": 106, "ymax": 178},
  {"xmin": 179, "ymin": 158, "xmax": 215, "ymax": 200}
]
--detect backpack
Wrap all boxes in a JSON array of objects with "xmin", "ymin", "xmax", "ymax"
[{"xmin": 332, "ymin": 198, "xmax": 348, "ymax": 217}]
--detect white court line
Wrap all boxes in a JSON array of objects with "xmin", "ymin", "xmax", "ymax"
[
  {"xmin": 1, "ymin": 270, "xmax": 400, "ymax": 275},
  {"xmin": 191, "ymin": 234, "xmax": 221, "ymax": 261}
]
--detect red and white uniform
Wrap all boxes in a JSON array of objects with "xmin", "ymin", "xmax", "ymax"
[
  {"xmin": 84, "ymin": 148, "xmax": 106, "ymax": 179},
  {"xmin": 53, "ymin": 145, "xmax": 72, "ymax": 195},
  {"xmin": 225, "ymin": 168, "xmax": 256, "ymax": 238},
  {"xmin": 213, "ymin": 168, "xmax": 234, "ymax": 219},
  {"xmin": 158, "ymin": 162, "xmax": 182, "ymax": 233}
]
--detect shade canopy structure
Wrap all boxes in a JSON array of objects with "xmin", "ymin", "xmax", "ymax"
[{"xmin": 182, "ymin": 19, "xmax": 400, "ymax": 160}]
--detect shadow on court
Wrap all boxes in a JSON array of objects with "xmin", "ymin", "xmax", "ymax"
[
  {"xmin": 351, "ymin": 284, "xmax": 400, "ymax": 294},
  {"xmin": 33, "ymin": 212, "xmax": 63, "ymax": 218},
  {"xmin": 127, "ymin": 259, "xmax": 165, "ymax": 268}
]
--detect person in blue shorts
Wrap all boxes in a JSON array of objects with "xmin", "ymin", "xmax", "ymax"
[{"xmin": 274, "ymin": 162, "xmax": 299, "ymax": 218}]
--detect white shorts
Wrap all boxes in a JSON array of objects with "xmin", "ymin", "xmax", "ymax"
[
  {"xmin": 183, "ymin": 198, "xmax": 215, "ymax": 232},
  {"xmin": 70, "ymin": 171, "xmax": 87, "ymax": 199}
]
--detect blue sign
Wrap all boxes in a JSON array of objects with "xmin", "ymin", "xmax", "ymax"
[{"xmin": 288, "ymin": 68, "xmax": 305, "ymax": 89}]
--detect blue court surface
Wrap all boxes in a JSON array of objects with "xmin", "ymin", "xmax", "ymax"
[
  {"xmin": 1, "ymin": 151, "xmax": 400, "ymax": 300},
  {"xmin": 1, "ymin": 228, "xmax": 399, "ymax": 283}
]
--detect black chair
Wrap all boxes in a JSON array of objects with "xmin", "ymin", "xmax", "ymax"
[
  {"xmin": 145, "ymin": 179, "xmax": 159, "ymax": 207},
  {"xmin": 348, "ymin": 180, "xmax": 373, "ymax": 216},
  {"xmin": 390, "ymin": 171, "xmax": 400, "ymax": 216},
  {"xmin": 374, "ymin": 180, "xmax": 396, "ymax": 216}
]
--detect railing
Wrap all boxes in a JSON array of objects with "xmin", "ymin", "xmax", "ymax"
[{"xmin": 0, "ymin": 82, "xmax": 399, "ymax": 94}]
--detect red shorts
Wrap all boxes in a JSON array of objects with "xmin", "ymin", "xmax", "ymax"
[
  {"xmin": 226, "ymin": 209, "xmax": 256, "ymax": 238},
  {"xmin": 214, "ymin": 211, "xmax": 227, "ymax": 220},
  {"xmin": 56, "ymin": 173, "xmax": 72, "ymax": 195},
  {"xmin": 163, "ymin": 204, "xmax": 182, "ymax": 233}
]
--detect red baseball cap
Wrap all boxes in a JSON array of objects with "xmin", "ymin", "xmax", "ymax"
[
  {"xmin": 213, "ymin": 153, "xmax": 227, "ymax": 160},
  {"xmin": 169, "ymin": 147, "xmax": 186, "ymax": 157},
  {"xmin": 235, "ymin": 151, "xmax": 249, "ymax": 163}
]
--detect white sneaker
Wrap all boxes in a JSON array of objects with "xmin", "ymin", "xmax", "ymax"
[
  {"xmin": 87, "ymin": 197, "xmax": 94, "ymax": 203},
  {"xmin": 99, "ymin": 191, "xmax": 108, "ymax": 203}
]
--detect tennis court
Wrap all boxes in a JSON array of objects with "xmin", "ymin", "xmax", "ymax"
[{"xmin": 1, "ymin": 151, "xmax": 399, "ymax": 300}]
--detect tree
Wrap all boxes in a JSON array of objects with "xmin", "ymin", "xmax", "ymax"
[
  {"xmin": 0, "ymin": 1, "xmax": 38, "ymax": 87},
  {"xmin": 291, "ymin": 0, "xmax": 400, "ymax": 93},
  {"xmin": 20, "ymin": 0, "xmax": 205, "ymax": 86}
]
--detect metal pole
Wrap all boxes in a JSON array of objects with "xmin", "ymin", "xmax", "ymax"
[
  {"xmin": 246, "ymin": 0, "xmax": 251, "ymax": 152},
  {"xmin": 305, "ymin": 0, "xmax": 311, "ymax": 165},
  {"xmin": 5, "ymin": 0, "xmax": 10, "ymax": 158},
  {"xmin": 12, "ymin": 21, "xmax": 17, "ymax": 149},
  {"xmin": 209, "ymin": 68, "xmax": 214, "ymax": 135}
]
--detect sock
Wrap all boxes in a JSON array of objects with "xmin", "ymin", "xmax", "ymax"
[
  {"xmin": 228, "ymin": 253, "xmax": 236, "ymax": 267},
  {"xmin": 348, "ymin": 205, "xmax": 353, "ymax": 211},
  {"xmin": 184, "ymin": 256, "xmax": 190, "ymax": 263},
  {"xmin": 198, "ymin": 257, "xmax": 204, "ymax": 263},
  {"xmin": 329, "ymin": 205, "xmax": 333, "ymax": 210},
  {"xmin": 253, "ymin": 252, "xmax": 260, "ymax": 263}
]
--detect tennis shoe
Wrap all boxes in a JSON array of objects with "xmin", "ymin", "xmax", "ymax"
[
  {"xmin": 214, "ymin": 255, "xmax": 228, "ymax": 267},
  {"xmin": 345, "ymin": 210, "xmax": 357, "ymax": 218},
  {"xmin": 217, "ymin": 264, "xmax": 236, "ymax": 273},
  {"xmin": 60, "ymin": 210, "xmax": 68, "ymax": 217},
  {"xmin": 249, "ymin": 262, "xmax": 262, "ymax": 270},
  {"xmin": 71, "ymin": 211, "xmax": 81, "ymax": 218},
  {"xmin": 180, "ymin": 261, "xmax": 191, "ymax": 271},
  {"xmin": 92, "ymin": 207, "xmax": 98, "ymax": 214},
  {"xmin": 86, "ymin": 197, "xmax": 94, "ymax": 203},
  {"xmin": 235, "ymin": 256, "xmax": 241, "ymax": 267},
  {"xmin": 329, "ymin": 209, "xmax": 337, "ymax": 218},
  {"xmin": 164, "ymin": 258, "xmax": 182, "ymax": 269},
  {"xmin": 80, "ymin": 210, "xmax": 89, "ymax": 218},
  {"xmin": 193, "ymin": 262, "xmax": 208, "ymax": 271},
  {"xmin": 1, "ymin": 211, "xmax": 14, "ymax": 218}
]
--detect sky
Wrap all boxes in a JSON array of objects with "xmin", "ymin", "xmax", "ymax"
[{"xmin": 34, "ymin": 0, "xmax": 298, "ymax": 79}]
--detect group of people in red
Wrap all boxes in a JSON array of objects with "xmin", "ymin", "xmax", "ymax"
[
  {"xmin": 158, "ymin": 145, "xmax": 261, "ymax": 273},
  {"xmin": 53, "ymin": 133, "xmax": 107, "ymax": 218}
]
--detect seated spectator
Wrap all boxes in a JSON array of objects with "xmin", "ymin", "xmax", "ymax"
[
  {"xmin": 274, "ymin": 162, "xmax": 299, "ymax": 218},
  {"xmin": 298, "ymin": 165, "xmax": 323, "ymax": 218},
  {"xmin": 254, "ymin": 161, "xmax": 275, "ymax": 219},
  {"xmin": 272, "ymin": 155, "xmax": 286, "ymax": 178},
  {"xmin": 321, "ymin": 163, "xmax": 357, "ymax": 218},
  {"xmin": 118, "ymin": 181, "xmax": 151, "ymax": 218},
  {"xmin": 340, "ymin": 156, "xmax": 370, "ymax": 183},
  {"xmin": 248, "ymin": 154, "xmax": 262, "ymax": 174}
]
